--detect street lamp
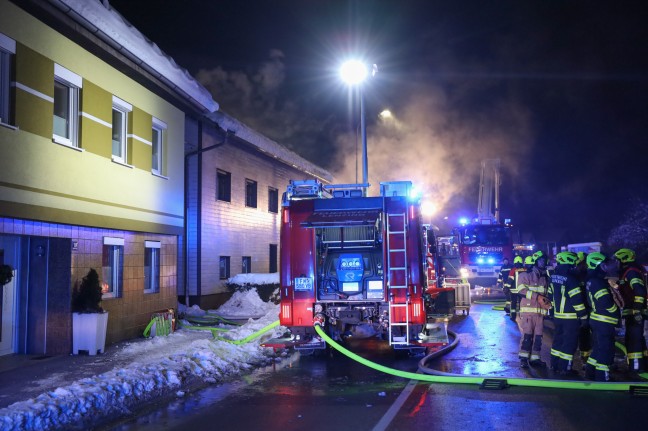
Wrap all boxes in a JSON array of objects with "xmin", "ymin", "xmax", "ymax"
[{"xmin": 340, "ymin": 60, "xmax": 370, "ymax": 195}]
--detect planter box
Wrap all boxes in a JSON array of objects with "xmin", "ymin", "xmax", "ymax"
[{"xmin": 72, "ymin": 312, "xmax": 108, "ymax": 355}]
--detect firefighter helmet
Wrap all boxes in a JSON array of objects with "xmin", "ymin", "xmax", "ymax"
[
  {"xmin": 556, "ymin": 251, "xmax": 578, "ymax": 265},
  {"xmin": 614, "ymin": 248, "xmax": 635, "ymax": 263},
  {"xmin": 576, "ymin": 252, "xmax": 587, "ymax": 265},
  {"xmin": 532, "ymin": 250, "xmax": 544, "ymax": 262},
  {"xmin": 586, "ymin": 252, "xmax": 606, "ymax": 270},
  {"xmin": 524, "ymin": 256, "xmax": 535, "ymax": 265},
  {"xmin": 514, "ymin": 256, "xmax": 523, "ymax": 264}
]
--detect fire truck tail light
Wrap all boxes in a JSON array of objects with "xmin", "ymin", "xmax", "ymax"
[
  {"xmin": 281, "ymin": 302, "xmax": 292, "ymax": 322},
  {"xmin": 413, "ymin": 301, "xmax": 422, "ymax": 318}
]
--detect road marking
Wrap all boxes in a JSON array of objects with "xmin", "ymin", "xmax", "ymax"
[{"xmin": 372, "ymin": 379, "xmax": 418, "ymax": 431}]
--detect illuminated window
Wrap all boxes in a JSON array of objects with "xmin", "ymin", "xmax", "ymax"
[
  {"xmin": 219, "ymin": 256, "xmax": 230, "ymax": 279},
  {"xmin": 268, "ymin": 187, "xmax": 278, "ymax": 213},
  {"xmin": 217, "ymin": 170, "xmax": 231, "ymax": 202},
  {"xmin": 0, "ymin": 32, "xmax": 15, "ymax": 125},
  {"xmin": 53, "ymin": 64, "xmax": 82, "ymax": 147},
  {"xmin": 112, "ymin": 96, "xmax": 132, "ymax": 163},
  {"xmin": 245, "ymin": 179, "xmax": 257, "ymax": 208},
  {"xmin": 152, "ymin": 118, "xmax": 166, "ymax": 176},
  {"xmin": 102, "ymin": 237, "xmax": 124, "ymax": 298},
  {"xmin": 144, "ymin": 241, "xmax": 161, "ymax": 293},
  {"xmin": 242, "ymin": 256, "xmax": 251, "ymax": 274}
]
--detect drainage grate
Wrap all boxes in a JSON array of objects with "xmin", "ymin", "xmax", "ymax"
[
  {"xmin": 629, "ymin": 385, "xmax": 648, "ymax": 397},
  {"xmin": 480, "ymin": 378, "xmax": 509, "ymax": 390}
]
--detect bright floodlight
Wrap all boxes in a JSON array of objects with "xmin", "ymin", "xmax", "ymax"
[
  {"xmin": 421, "ymin": 201, "xmax": 437, "ymax": 217},
  {"xmin": 340, "ymin": 60, "xmax": 368, "ymax": 85},
  {"xmin": 379, "ymin": 110, "xmax": 393, "ymax": 119}
]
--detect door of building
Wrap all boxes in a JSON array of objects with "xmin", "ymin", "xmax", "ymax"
[{"xmin": 0, "ymin": 270, "xmax": 16, "ymax": 356}]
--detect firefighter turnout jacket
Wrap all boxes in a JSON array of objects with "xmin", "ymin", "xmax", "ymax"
[
  {"xmin": 549, "ymin": 265, "xmax": 588, "ymax": 320},
  {"xmin": 549, "ymin": 264, "xmax": 588, "ymax": 372},
  {"xmin": 585, "ymin": 267, "xmax": 621, "ymax": 381},
  {"xmin": 619, "ymin": 264, "xmax": 647, "ymax": 317},
  {"xmin": 517, "ymin": 267, "xmax": 551, "ymax": 315}
]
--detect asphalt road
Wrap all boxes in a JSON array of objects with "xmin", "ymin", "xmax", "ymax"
[{"xmin": 105, "ymin": 303, "xmax": 647, "ymax": 431}]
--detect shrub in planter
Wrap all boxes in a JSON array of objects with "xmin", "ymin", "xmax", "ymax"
[
  {"xmin": 72, "ymin": 268, "xmax": 108, "ymax": 355},
  {"xmin": 0, "ymin": 264, "xmax": 13, "ymax": 286},
  {"xmin": 72, "ymin": 268, "xmax": 103, "ymax": 313}
]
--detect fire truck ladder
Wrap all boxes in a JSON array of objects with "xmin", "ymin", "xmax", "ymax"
[{"xmin": 387, "ymin": 212, "xmax": 410, "ymax": 346}]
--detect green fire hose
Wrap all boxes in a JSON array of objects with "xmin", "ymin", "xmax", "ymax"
[
  {"xmin": 213, "ymin": 320, "xmax": 280, "ymax": 345},
  {"xmin": 313, "ymin": 323, "xmax": 648, "ymax": 392}
]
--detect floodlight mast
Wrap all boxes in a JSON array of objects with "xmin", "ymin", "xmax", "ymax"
[{"xmin": 340, "ymin": 60, "xmax": 371, "ymax": 196}]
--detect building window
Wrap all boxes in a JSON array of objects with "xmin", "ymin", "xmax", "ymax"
[
  {"xmin": 0, "ymin": 33, "xmax": 15, "ymax": 125},
  {"xmin": 269, "ymin": 244, "xmax": 278, "ymax": 273},
  {"xmin": 217, "ymin": 170, "xmax": 231, "ymax": 202},
  {"xmin": 112, "ymin": 96, "xmax": 132, "ymax": 163},
  {"xmin": 268, "ymin": 187, "xmax": 279, "ymax": 213},
  {"xmin": 102, "ymin": 237, "xmax": 124, "ymax": 298},
  {"xmin": 245, "ymin": 179, "xmax": 257, "ymax": 208},
  {"xmin": 144, "ymin": 241, "xmax": 161, "ymax": 293},
  {"xmin": 53, "ymin": 64, "xmax": 82, "ymax": 147},
  {"xmin": 242, "ymin": 256, "xmax": 252, "ymax": 274},
  {"xmin": 152, "ymin": 118, "xmax": 166, "ymax": 176},
  {"xmin": 219, "ymin": 256, "xmax": 230, "ymax": 279}
]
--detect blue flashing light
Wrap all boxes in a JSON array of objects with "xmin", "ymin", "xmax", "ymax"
[
  {"xmin": 459, "ymin": 217, "xmax": 469, "ymax": 226},
  {"xmin": 487, "ymin": 257, "xmax": 495, "ymax": 265},
  {"xmin": 476, "ymin": 257, "xmax": 485, "ymax": 264}
]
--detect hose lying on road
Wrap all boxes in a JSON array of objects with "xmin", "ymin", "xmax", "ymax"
[
  {"xmin": 213, "ymin": 320, "xmax": 280, "ymax": 345},
  {"xmin": 314, "ymin": 323, "xmax": 648, "ymax": 392}
]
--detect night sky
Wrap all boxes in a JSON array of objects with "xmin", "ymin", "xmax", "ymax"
[{"xmin": 108, "ymin": 0, "xmax": 648, "ymax": 244}]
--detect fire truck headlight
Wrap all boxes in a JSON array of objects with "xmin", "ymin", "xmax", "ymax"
[
  {"xmin": 477, "ymin": 257, "xmax": 485, "ymax": 264},
  {"xmin": 487, "ymin": 257, "xmax": 495, "ymax": 265}
]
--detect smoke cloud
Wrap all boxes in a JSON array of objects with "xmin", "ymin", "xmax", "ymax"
[
  {"xmin": 331, "ymin": 83, "xmax": 534, "ymax": 220},
  {"xmin": 197, "ymin": 52, "xmax": 535, "ymax": 223}
]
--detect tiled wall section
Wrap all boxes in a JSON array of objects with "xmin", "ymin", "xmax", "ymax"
[{"xmin": 1, "ymin": 217, "xmax": 178, "ymax": 345}]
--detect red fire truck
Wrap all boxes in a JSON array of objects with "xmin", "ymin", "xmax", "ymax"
[
  {"xmin": 277, "ymin": 179, "xmax": 447, "ymax": 351},
  {"xmin": 452, "ymin": 159, "xmax": 513, "ymax": 288}
]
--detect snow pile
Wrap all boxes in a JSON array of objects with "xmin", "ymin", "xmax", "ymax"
[
  {"xmin": 0, "ymin": 291, "xmax": 284, "ymax": 431},
  {"xmin": 228, "ymin": 272, "xmax": 279, "ymax": 286},
  {"xmin": 215, "ymin": 289, "xmax": 276, "ymax": 318}
]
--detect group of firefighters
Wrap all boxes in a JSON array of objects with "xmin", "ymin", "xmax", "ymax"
[{"xmin": 496, "ymin": 248, "xmax": 648, "ymax": 382}]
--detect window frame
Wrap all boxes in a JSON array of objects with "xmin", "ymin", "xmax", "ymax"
[
  {"xmin": 245, "ymin": 179, "xmax": 258, "ymax": 208},
  {"xmin": 144, "ymin": 241, "xmax": 161, "ymax": 294},
  {"xmin": 102, "ymin": 237, "xmax": 124, "ymax": 299},
  {"xmin": 268, "ymin": 187, "xmax": 279, "ymax": 213},
  {"xmin": 217, "ymin": 169, "xmax": 231, "ymax": 202},
  {"xmin": 242, "ymin": 256, "xmax": 252, "ymax": 274},
  {"xmin": 151, "ymin": 118, "xmax": 166, "ymax": 176},
  {"xmin": 52, "ymin": 64, "xmax": 82, "ymax": 148},
  {"xmin": 112, "ymin": 96, "xmax": 132, "ymax": 164},
  {"xmin": 219, "ymin": 256, "xmax": 231, "ymax": 280},
  {"xmin": 0, "ymin": 32, "xmax": 15, "ymax": 126},
  {"xmin": 269, "ymin": 244, "xmax": 278, "ymax": 273}
]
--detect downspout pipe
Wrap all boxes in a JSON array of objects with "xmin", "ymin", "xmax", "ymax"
[{"xmin": 183, "ymin": 127, "xmax": 233, "ymax": 307}]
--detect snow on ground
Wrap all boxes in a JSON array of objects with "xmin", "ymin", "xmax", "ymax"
[{"xmin": 0, "ymin": 289, "xmax": 285, "ymax": 431}]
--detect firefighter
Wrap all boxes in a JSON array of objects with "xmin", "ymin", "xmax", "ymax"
[
  {"xmin": 612, "ymin": 248, "xmax": 647, "ymax": 374},
  {"xmin": 575, "ymin": 252, "xmax": 593, "ymax": 363},
  {"xmin": 584, "ymin": 253, "xmax": 620, "ymax": 382},
  {"xmin": 517, "ymin": 253, "xmax": 551, "ymax": 368},
  {"xmin": 498, "ymin": 257, "xmax": 513, "ymax": 314},
  {"xmin": 508, "ymin": 256, "xmax": 532, "ymax": 321},
  {"xmin": 548, "ymin": 251, "xmax": 588, "ymax": 375}
]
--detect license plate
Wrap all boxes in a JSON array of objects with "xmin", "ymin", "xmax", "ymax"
[{"xmin": 294, "ymin": 277, "xmax": 313, "ymax": 291}]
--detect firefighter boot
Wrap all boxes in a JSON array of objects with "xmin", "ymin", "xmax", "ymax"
[
  {"xmin": 509, "ymin": 311, "xmax": 517, "ymax": 322},
  {"xmin": 520, "ymin": 358, "xmax": 529, "ymax": 369}
]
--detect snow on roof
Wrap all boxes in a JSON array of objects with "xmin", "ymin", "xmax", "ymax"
[
  {"xmin": 210, "ymin": 111, "xmax": 334, "ymax": 183},
  {"xmin": 55, "ymin": 0, "xmax": 218, "ymax": 113}
]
